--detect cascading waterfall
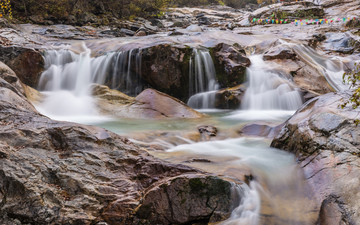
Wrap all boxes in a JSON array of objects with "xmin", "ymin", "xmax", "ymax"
[
  {"xmin": 36, "ymin": 43, "xmax": 143, "ymax": 121},
  {"xmin": 241, "ymin": 55, "xmax": 303, "ymax": 110},
  {"xmin": 187, "ymin": 49, "xmax": 219, "ymax": 109}
]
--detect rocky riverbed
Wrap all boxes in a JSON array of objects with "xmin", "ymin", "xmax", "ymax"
[{"xmin": 1, "ymin": 0, "xmax": 360, "ymax": 224}]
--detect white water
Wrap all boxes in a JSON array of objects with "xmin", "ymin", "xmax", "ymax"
[
  {"xmin": 242, "ymin": 55, "xmax": 303, "ymax": 110},
  {"xmin": 36, "ymin": 44, "xmax": 143, "ymax": 122},
  {"xmin": 187, "ymin": 49, "xmax": 219, "ymax": 109},
  {"xmin": 289, "ymin": 43, "xmax": 355, "ymax": 92},
  {"xmin": 167, "ymin": 138, "xmax": 313, "ymax": 224}
]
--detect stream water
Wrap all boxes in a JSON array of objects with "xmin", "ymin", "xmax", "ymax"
[{"xmin": 34, "ymin": 38, "xmax": 351, "ymax": 224}]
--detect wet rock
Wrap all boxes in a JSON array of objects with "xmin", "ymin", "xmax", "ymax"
[
  {"xmin": 322, "ymin": 33, "xmax": 360, "ymax": 54},
  {"xmin": 135, "ymin": 29, "xmax": 147, "ymax": 37},
  {"xmin": 240, "ymin": 123, "xmax": 283, "ymax": 139},
  {"xmin": 100, "ymin": 29, "xmax": 126, "ymax": 37},
  {"xmin": 168, "ymin": 30, "xmax": 184, "ymax": 36},
  {"xmin": 198, "ymin": 125, "xmax": 218, "ymax": 141},
  {"xmin": 134, "ymin": 89, "xmax": 204, "ymax": 119},
  {"xmin": 92, "ymin": 85, "xmax": 204, "ymax": 119},
  {"xmin": 0, "ymin": 46, "xmax": 44, "ymax": 88},
  {"xmin": 308, "ymin": 33, "xmax": 327, "ymax": 49},
  {"xmin": 263, "ymin": 45, "xmax": 297, "ymax": 61},
  {"xmin": 186, "ymin": 24, "xmax": 203, "ymax": 32},
  {"xmin": 212, "ymin": 43, "xmax": 251, "ymax": 88},
  {"xmin": 120, "ymin": 28, "xmax": 135, "ymax": 36},
  {"xmin": 0, "ymin": 63, "xmax": 238, "ymax": 224},
  {"xmin": 135, "ymin": 175, "xmax": 240, "ymax": 224},
  {"xmin": 149, "ymin": 18, "xmax": 164, "ymax": 28},
  {"xmin": 215, "ymin": 85, "xmax": 245, "ymax": 109},
  {"xmin": 140, "ymin": 44, "xmax": 193, "ymax": 101},
  {"xmin": 271, "ymin": 92, "xmax": 360, "ymax": 224},
  {"xmin": 171, "ymin": 20, "xmax": 190, "ymax": 28}
]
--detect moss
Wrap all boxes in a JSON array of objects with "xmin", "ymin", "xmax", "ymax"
[{"xmin": 189, "ymin": 178, "xmax": 208, "ymax": 193}]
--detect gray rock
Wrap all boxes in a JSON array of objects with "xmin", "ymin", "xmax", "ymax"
[{"xmin": 271, "ymin": 92, "xmax": 360, "ymax": 224}]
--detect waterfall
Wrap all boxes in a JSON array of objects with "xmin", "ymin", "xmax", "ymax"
[
  {"xmin": 241, "ymin": 55, "xmax": 303, "ymax": 110},
  {"xmin": 187, "ymin": 49, "xmax": 219, "ymax": 109},
  {"xmin": 36, "ymin": 43, "xmax": 143, "ymax": 121},
  {"xmin": 39, "ymin": 45, "xmax": 143, "ymax": 96}
]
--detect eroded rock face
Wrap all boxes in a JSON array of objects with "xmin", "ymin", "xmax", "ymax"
[
  {"xmin": 0, "ymin": 46, "xmax": 44, "ymax": 88},
  {"xmin": 212, "ymin": 43, "xmax": 251, "ymax": 88},
  {"xmin": 0, "ymin": 64, "xmax": 239, "ymax": 224},
  {"xmin": 271, "ymin": 92, "xmax": 360, "ymax": 224}
]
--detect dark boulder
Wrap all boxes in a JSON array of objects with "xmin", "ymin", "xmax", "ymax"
[
  {"xmin": 0, "ymin": 46, "xmax": 44, "ymax": 88},
  {"xmin": 140, "ymin": 44, "xmax": 193, "ymax": 101},
  {"xmin": 212, "ymin": 43, "xmax": 251, "ymax": 88}
]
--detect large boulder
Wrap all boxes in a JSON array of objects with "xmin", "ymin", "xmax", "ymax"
[
  {"xmin": 0, "ymin": 65, "xmax": 240, "ymax": 224},
  {"xmin": 0, "ymin": 46, "xmax": 44, "ymax": 88},
  {"xmin": 271, "ymin": 92, "xmax": 360, "ymax": 224},
  {"xmin": 140, "ymin": 44, "xmax": 193, "ymax": 101},
  {"xmin": 212, "ymin": 43, "xmax": 251, "ymax": 88},
  {"xmin": 92, "ymin": 85, "xmax": 204, "ymax": 119}
]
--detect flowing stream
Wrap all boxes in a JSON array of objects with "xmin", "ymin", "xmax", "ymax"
[
  {"xmin": 187, "ymin": 48, "xmax": 219, "ymax": 109},
  {"xmin": 34, "ymin": 42, "xmax": 323, "ymax": 225}
]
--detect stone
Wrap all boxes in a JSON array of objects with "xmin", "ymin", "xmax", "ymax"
[
  {"xmin": 212, "ymin": 43, "xmax": 251, "ymax": 88},
  {"xmin": 134, "ymin": 175, "xmax": 241, "ymax": 224},
  {"xmin": 198, "ymin": 125, "xmax": 218, "ymax": 141},
  {"xmin": 92, "ymin": 85, "xmax": 204, "ymax": 119},
  {"xmin": 134, "ymin": 88, "xmax": 204, "ymax": 119},
  {"xmin": 240, "ymin": 123, "xmax": 283, "ymax": 139},
  {"xmin": 0, "ymin": 46, "xmax": 44, "ymax": 88},
  {"xmin": 120, "ymin": 28, "xmax": 135, "ymax": 36},
  {"xmin": 263, "ymin": 45, "xmax": 297, "ymax": 61},
  {"xmin": 271, "ymin": 92, "xmax": 360, "ymax": 224},
  {"xmin": 140, "ymin": 44, "xmax": 193, "ymax": 101},
  {"xmin": 215, "ymin": 85, "xmax": 246, "ymax": 109}
]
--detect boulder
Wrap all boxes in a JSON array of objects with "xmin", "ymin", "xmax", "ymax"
[
  {"xmin": 322, "ymin": 33, "xmax": 360, "ymax": 54},
  {"xmin": 215, "ymin": 85, "xmax": 246, "ymax": 109},
  {"xmin": 134, "ymin": 88, "xmax": 204, "ymax": 119},
  {"xmin": 240, "ymin": 123, "xmax": 283, "ymax": 139},
  {"xmin": 271, "ymin": 92, "xmax": 360, "ymax": 224},
  {"xmin": 0, "ymin": 66, "xmax": 240, "ymax": 224},
  {"xmin": 212, "ymin": 43, "xmax": 251, "ymax": 88},
  {"xmin": 140, "ymin": 44, "xmax": 193, "ymax": 101},
  {"xmin": 0, "ymin": 46, "xmax": 44, "ymax": 88},
  {"xmin": 135, "ymin": 175, "xmax": 240, "ymax": 224},
  {"xmin": 263, "ymin": 45, "xmax": 297, "ymax": 61},
  {"xmin": 92, "ymin": 85, "xmax": 204, "ymax": 119}
]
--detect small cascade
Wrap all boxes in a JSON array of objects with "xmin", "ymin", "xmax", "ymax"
[
  {"xmin": 39, "ymin": 45, "xmax": 143, "ymax": 96},
  {"xmin": 37, "ymin": 44, "xmax": 144, "ymax": 120},
  {"xmin": 187, "ymin": 49, "xmax": 219, "ymax": 109},
  {"xmin": 241, "ymin": 55, "xmax": 303, "ymax": 110}
]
